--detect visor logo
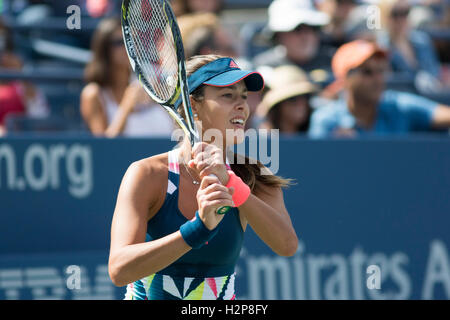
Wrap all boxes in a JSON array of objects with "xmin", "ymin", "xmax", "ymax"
[{"xmin": 229, "ymin": 60, "xmax": 239, "ymax": 69}]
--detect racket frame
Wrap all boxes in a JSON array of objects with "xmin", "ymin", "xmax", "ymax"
[
  {"xmin": 121, "ymin": 0, "xmax": 230, "ymax": 215},
  {"xmin": 121, "ymin": 0, "xmax": 199, "ymax": 145}
]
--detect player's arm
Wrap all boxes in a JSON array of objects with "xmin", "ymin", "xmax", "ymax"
[
  {"xmin": 108, "ymin": 157, "xmax": 232, "ymax": 287},
  {"xmin": 189, "ymin": 145, "xmax": 298, "ymax": 257},
  {"xmin": 108, "ymin": 159, "xmax": 191, "ymax": 287},
  {"xmin": 239, "ymin": 178, "xmax": 298, "ymax": 257},
  {"xmin": 431, "ymin": 104, "xmax": 450, "ymax": 129}
]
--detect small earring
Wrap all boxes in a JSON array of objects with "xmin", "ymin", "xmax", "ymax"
[{"xmin": 194, "ymin": 113, "xmax": 198, "ymax": 119}]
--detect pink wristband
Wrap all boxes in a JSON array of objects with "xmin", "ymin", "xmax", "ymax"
[{"xmin": 226, "ymin": 170, "xmax": 251, "ymax": 207}]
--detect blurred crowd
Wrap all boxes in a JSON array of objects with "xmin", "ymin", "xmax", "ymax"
[{"xmin": 1, "ymin": 0, "xmax": 450, "ymax": 138}]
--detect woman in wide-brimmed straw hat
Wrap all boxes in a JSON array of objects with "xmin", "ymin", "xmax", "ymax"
[{"xmin": 256, "ymin": 64, "xmax": 318, "ymax": 134}]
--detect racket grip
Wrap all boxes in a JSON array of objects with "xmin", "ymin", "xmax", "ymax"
[{"xmin": 208, "ymin": 174, "xmax": 232, "ymax": 215}]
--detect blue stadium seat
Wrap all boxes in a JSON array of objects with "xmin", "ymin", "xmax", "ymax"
[
  {"xmin": 44, "ymin": 91, "xmax": 82, "ymax": 122},
  {"xmin": 4, "ymin": 114, "xmax": 86, "ymax": 134}
]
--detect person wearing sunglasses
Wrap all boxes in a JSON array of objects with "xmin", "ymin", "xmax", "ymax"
[
  {"xmin": 308, "ymin": 40, "xmax": 450, "ymax": 138},
  {"xmin": 378, "ymin": 0, "xmax": 442, "ymax": 85},
  {"xmin": 253, "ymin": 0, "xmax": 334, "ymax": 81},
  {"xmin": 81, "ymin": 18, "xmax": 175, "ymax": 137}
]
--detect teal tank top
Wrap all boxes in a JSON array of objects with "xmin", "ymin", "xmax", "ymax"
[{"xmin": 124, "ymin": 148, "xmax": 244, "ymax": 300}]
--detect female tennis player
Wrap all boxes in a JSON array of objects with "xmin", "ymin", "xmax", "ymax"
[{"xmin": 108, "ymin": 55, "xmax": 298, "ymax": 300}]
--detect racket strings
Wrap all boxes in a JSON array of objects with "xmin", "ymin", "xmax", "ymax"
[{"xmin": 127, "ymin": 0, "xmax": 178, "ymax": 102}]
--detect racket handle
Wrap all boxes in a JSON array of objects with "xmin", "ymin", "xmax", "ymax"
[{"xmin": 208, "ymin": 174, "xmax": 232, "ymax": 215}]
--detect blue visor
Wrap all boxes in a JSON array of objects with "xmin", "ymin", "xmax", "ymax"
[{"xmin": 174, "ymin": 58, "xmax": 264, "ymax": 109}]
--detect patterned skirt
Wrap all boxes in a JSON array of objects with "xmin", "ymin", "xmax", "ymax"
[{"xmin": 124, "ymin": 273, "xmax": 236, "ymax": 300}]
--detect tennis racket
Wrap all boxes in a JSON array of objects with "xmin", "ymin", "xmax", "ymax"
[{"xmin": 121, "ymin": 0, "xmax": 230, "ymax": 215}]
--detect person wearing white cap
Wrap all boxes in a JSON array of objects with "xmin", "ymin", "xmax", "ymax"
[{"xmin": 253, "ymin": 0, "xmax": 334, "ymax": 79}]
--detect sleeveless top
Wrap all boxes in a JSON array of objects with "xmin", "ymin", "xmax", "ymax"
[
  {"xmin": 124, "ymin": 148, "xmax": 244, "ymax": 300},
  {"xmin": 100, "ymin": 88, "xmax": 174, "ymax": 137}
]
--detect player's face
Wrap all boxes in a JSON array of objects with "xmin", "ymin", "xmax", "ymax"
[{"xmin": 194, "ymin": 81, "xmax": 250, "ymax": 147}]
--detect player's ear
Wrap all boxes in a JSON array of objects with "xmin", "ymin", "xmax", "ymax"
[{"xmin": 189, "ymin": 96, "xmax": 199, "ymax": 114}]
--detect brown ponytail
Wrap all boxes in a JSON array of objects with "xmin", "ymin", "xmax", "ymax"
[
  {"xmin": 180, "ymin": 54, "xmax": 294, "ymax": 193},
  {"xmin": 229, "ymin": 153, "xmax": 294, "ymax": 195}
]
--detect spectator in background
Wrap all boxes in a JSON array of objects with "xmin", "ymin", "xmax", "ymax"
[
  {"xmin": 171, "ymin": 0, "xmax": 224, "ymax": 16},
  {"xmin": 317, "ymin": 0, "xmax": 359, "ymax": 49},
  {"xmin": 0, "ymin": 18, "xmax": 48, "ymax": 136},
  {"xmin": 434, "ymin": 0, "xmax": 450, "ymax": 29},
  {"xmin": 177, "ymin": 12, "xmax": 237, "ymax": 59},
  {"xmin": 378, "ymin": 0, "xmax": 443, "ymax": 89},
  {"xmin": 308, "ymin": 40, "xmax": 450, "ymax": 138},
  {"xmin": 86, "ymin": 0, "xmax": 111, "ymax": 18},
  {"xmin": 253, "ymin": 0, "xmax": 334, "ymax": 83},
  {"xmin": 81, "ymin": 17, "xmax": 174, "ymax": 137},
  {"xmin": 424, "ymin": 0, "xmax": 450, "ymax": 81},
  {"xmin": 255, "ymin": 64, "xmax": 318, "ymax": 135}
]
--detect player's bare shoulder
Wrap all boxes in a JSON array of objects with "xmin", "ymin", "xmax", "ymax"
[
  {"xmin": 130, "ymin": 152, "xmax": 168, "ymax": 174},
  {"xmin": 125, "ymin": 152, "xmax": 169, "ymax": 189},
  {"xmin": 119, "ymin": 152, "xmax": 169, "ymax": 218}
]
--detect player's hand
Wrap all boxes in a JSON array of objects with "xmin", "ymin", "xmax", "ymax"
[
  {"xmin": 196, "ymin": 175, "xmax": 234, "ymax": 230},
  {"xmin": 188, "ymin": 142, "xmax": 229, "ymax": 185}
]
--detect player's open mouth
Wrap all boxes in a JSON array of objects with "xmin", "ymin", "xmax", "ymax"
[{"xmin": 230, "ymin": 117, "xmax": 245, "ymax": 128}]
